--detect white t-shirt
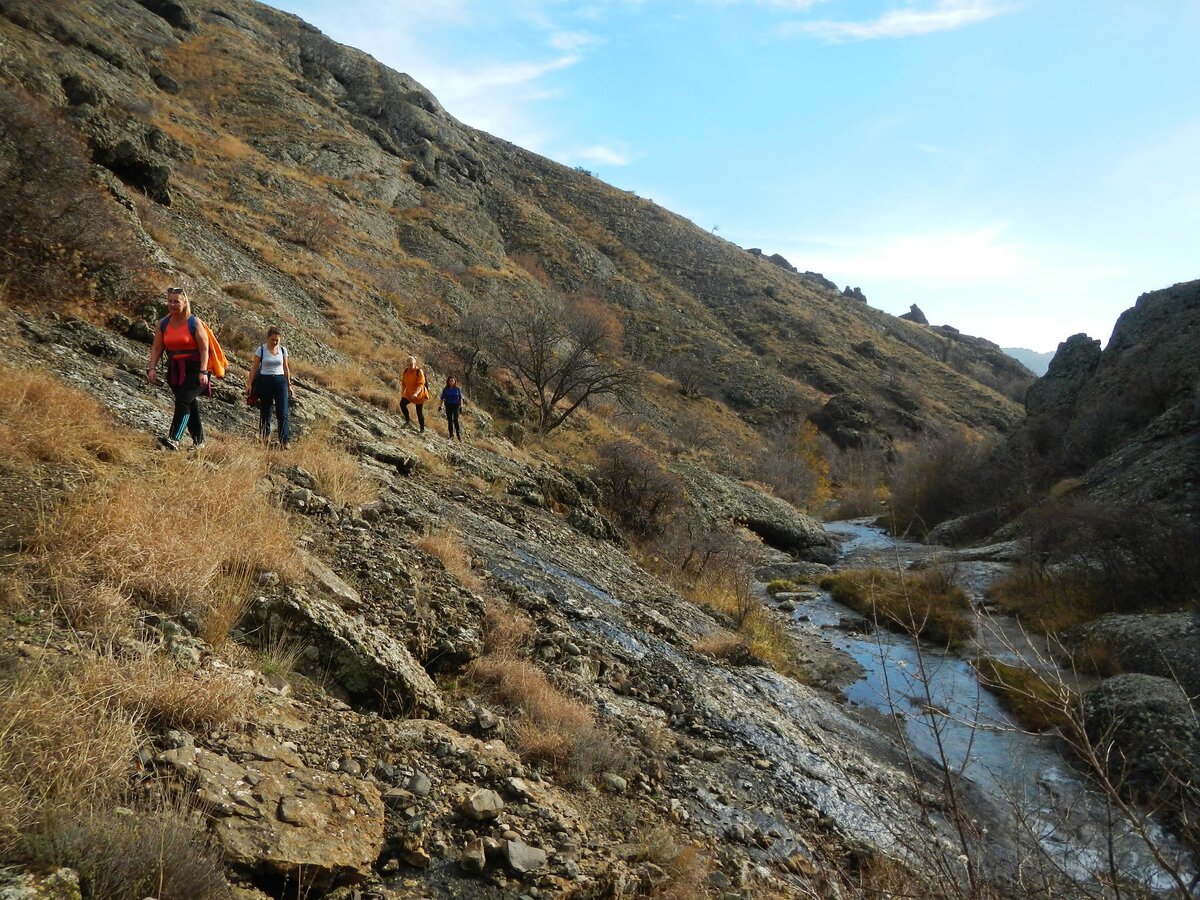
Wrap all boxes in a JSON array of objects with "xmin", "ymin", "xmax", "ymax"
[{"xmin": 255, "ymin": 343, "xmax": 288, "ymax": 376}]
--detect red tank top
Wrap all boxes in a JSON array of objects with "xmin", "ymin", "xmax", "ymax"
[{"xmin": 163, "ymin": 317, "xmax": 198, "ymax": 353}]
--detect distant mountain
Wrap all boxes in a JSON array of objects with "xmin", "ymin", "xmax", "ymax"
[{"xmin": 1003, "ymin": 347, "xmax": 1056, "ymax": 376}]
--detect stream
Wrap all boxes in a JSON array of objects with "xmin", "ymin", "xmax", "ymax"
[{"xmin": 800, "ymin": 519, "xmax": 1196, "ymax": 893}]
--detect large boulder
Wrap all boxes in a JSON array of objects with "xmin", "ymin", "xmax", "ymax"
[
  {"xmin": 1072, "ymin": 613, "xmax": 1200, "ymax": 698},
  {"xmin": 248, "ymin": 588, "xmax": 443, "ymax": 717},
  {"xmin": 1081, "ymin": 674, "xmax": 1200, "ymax": 826},
  {"xmin": 670, "ymin": 460, "xmax": 835, "ymax": 561},
  {"xmin": 156, "ymin": 733, "xmax": 385, "ymax": 891}
]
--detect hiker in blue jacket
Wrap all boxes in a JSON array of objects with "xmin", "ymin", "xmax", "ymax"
[{"xmin": 437, "ymin": 375, "xmax": 465, "ymax": 441}]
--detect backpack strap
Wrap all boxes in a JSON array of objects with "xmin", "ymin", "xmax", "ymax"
[{"xmin": 188, "ymin": 315, "xmax": 198, "ymax": 339}]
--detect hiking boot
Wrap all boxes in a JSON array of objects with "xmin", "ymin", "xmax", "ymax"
[
  {"xmin": 191, "ymin": 441, "xmax": 206, "ymax": 451},
  {"xmin": 158, "ymin": 436, "xmax": 179, "ymax": 451}
]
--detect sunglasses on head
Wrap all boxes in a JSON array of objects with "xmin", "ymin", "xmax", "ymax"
[{"xmin": 167, "ymin": 287, "xmax": 184, "ymax": 295}]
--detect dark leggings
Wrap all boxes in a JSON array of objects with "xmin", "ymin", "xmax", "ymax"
[
  {"xmin": 400, "ymin": 398, "xmax": 425, "ymax": 430},
  {"xmin": 168, "ymin": 357, "xmax": 204, "ymax": 444},
  {"xmin": 255, "ymin": 374, "xmax": 290, "ymax": 443},
  {"xmin": 444, "ymin": 403, "xmax": 462, "ymax": 440}
]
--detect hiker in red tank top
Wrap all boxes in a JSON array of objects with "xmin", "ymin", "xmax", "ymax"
[{"xmin": 147, "ymin": 286, "xmax": 211, "ymax": 450}]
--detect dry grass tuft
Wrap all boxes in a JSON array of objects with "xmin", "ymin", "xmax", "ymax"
[
  {"xmin": 972, "ymin": 657, "xmax": 1074, "ymax": 733},
  {"xmin": 987, "ymin": 568, "xmax": 1103, "ymax": 634},
  {"xmin": 0, "ymin": 367, "xmax": 143, "ymax": 474},
  {"xmin": 33, "ymin": 447, "xmax": 297, "ymax": 642},
  {"xmin": 482, "ymin": 598, "xmax": 533, "ymax": 655},
  {"xmin": 692, "ymin": 630, "xmax": 750, "ymax": 662},
  {"xmin": 821, "ymin": 568, "xmax": 974, "ymax": 649},
  {"xmin": 285, "ymin": 422, "xmax": 377, "ymax": 506},
  {"xmin": 75, "ymin": 655, "xmax": 250, "ymax": 732},
  {"xmin": 0, "ymin": 670, "xmax": 141, "ymax": 847},
  {"xmin": 418, "ymin": 528, "xmax": 481, "ymax": 593},
  {"xmin": 55, "ymin": 581, "xmax": 135, "ymax": 644},
  {"xmin": 688, "ymin": 572, "xmax": 808, "ymax": 680},
  {"xmin": 468, "ymin": 650, "xmax": 624, "ymax": 783},
  {"xmin": 632, "ymin": 826, "xmax": 715, "ymax": 899}
]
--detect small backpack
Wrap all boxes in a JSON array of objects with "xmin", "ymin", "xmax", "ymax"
[{"xmin": 159, "ymin": 315, "xmax": 228, "ymax": 377}]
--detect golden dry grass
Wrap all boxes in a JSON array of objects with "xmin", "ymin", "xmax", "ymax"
[
  {"xmin": 417, "ymin": 528, "xmax": 481, "ymax": 593},
  {"xmin": 281, "ymin": 421, "xmax": 377, "ymax": 506},
  {"xmin": 32, "ymin": 446, "xmax": 298, "ymax": 642},
  {"xmin": 481, "ymin": 598, "xmax": 533, "ymax": 655},
  {"xmin": 0, "ymin": 673, "xmax": 139, "ymax": 848},
  {"xmin": 0, "ymin": 367, "xmax": 144, "ymax": 474},
  {"xmin": 0, "ymin": 652, "xmax": 248, "ymax": 853},
  {"xmin": 987, "ymin": 568, "xmax": 1104, "ymax": 634},
  {"xmin": 692, "ymin": 630, "xmax": 750, "ymax": 661},
  {"xmin": 76, "ymin": 655, "xmax": 250, "ymax": 731},
  {"xmin": 821, "ymin": 568, "xmax": 974, "ymax": 649},
  {"xmin": 687, "ymin": 572, "xmax": 808, "ymax": 680},
  {"xmin": 972, "ymin": 657, "xmax": 1074, "ymax": 733},
  {"xmin": 468, "ymin": 639, "xmax": 625, "ymax": 782}
]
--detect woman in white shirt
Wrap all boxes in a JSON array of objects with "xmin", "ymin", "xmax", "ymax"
[{"xmin": 247, "ymin": 326, "xmax": 293, "ymax": 447}]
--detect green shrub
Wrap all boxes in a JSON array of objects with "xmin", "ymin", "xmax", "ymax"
[{"xmin": 766, "ymin": 579, "xmax": 797, "ymax": 595}]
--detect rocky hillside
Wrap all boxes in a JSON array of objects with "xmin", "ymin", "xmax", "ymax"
[
  {"xmin": 10, "ymin": 2, "xmax": 1197, "ymax": 900},
  {"xmin": 0, "ymin": 0, "xmax": 1028, "ymax": 462}
]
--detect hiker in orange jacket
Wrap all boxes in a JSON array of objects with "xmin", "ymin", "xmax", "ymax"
[
  {"xmin": 400, "ymin": 356, "xmax": 429, "ymax": 432},
  {"xmin": 147, "ymin": 285, "xmax": 210, "ymax": 451}
]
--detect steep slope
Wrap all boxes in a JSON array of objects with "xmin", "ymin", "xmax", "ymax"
[{"xmin": 0, "ymin": 0, "xmax": 1026, "ymax": 458}]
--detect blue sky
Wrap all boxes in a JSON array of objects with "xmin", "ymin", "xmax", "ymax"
[{"xmin": 268, "ymin": 1, "xmax": 1199, "ymax": 352}]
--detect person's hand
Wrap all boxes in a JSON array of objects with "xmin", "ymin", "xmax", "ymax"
[{"xmin": 147, "ymin": 369, "xmax": 158, "ymax": 385}]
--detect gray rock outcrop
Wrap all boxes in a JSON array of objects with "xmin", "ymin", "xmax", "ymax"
[
  {"xmin": 1072, "ymin": 613, "xmax": 1200, "ymax": 698},
  {"xmin": 670, "ymin": 460, "xmax": 835, "ymax": 561},
  {"xmin": 156, "ymin": 732, "xmax": 385, "ymax": 891},
  {"xmin": 1081, "ymin": 674, "xmax": 1199, "ymax": 827},
  {"xmin": 248, "ymin": 589, "xmax": 443, "ymax": 717},
  {"xmin": 1024, "ymin": 333, "xmax": 1102, "ymax": 418}
]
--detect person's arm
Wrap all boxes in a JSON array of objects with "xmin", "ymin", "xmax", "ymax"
[
  {"xmin": 194, "ymin": 319, "xmax": 210, "ymax": 384},
  {"xmin": 247, "ymin": 349, "xmax": 261, "ymax": 395},
  {"xmin": 283, "ymin": 348, "xmax": 293, "ymax": 395},
  {"xmin": 147, "ymin": 325, "xmax": 164, "ymax": 385}
]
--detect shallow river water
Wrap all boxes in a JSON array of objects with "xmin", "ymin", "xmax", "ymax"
[{"xmin": 803, "ymin": 520, "xmax": 1196, "ymax": 893}]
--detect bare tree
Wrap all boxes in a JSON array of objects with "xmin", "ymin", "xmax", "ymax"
[{"xmin": 488, "ymin": 294, "xmax": 634, "ymax": 433}]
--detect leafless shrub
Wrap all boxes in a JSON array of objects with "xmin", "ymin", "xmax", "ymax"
[
  {"xmin": 487, "ymin": 292, "xmax": 635, "ymax": 433},
  {"xmin": 0, "ymin": 84, "xmax": 144, "ymax": 305},
  {"xmin": 592, "ymin": 439, "xmax": 684, "ymax": 537},
  {"xmin": 19, "ymin": 805, "xmax": 231, "ymax": 900},
  {"xmin": 752, "ymin": 419, "xmax": 831, "ymax": 511},
  {"xmin": 886, "ymin": 431, "xmax": 1008, "ymax": 537}
]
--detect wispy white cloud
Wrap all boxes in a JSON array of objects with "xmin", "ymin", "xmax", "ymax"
[
  {"xmin": 781, "ymin": 0, "xmax": 1011, "ymax": 42},
  {"xmin": 789, "ymin": 225, "xmax": 1028, "ymax": 281},
  {"xmin": 549, "ymin": 30, "xmax": 600, "ymax": 52},
  {"xmin": 565, "ymin": 143, "xmax": 639, "ymax": 166}
]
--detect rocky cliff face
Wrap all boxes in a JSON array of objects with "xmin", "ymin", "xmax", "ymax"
[{"xmin": 1020, "ymin": 280, "xmax": 1200, "ymax": 514}]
